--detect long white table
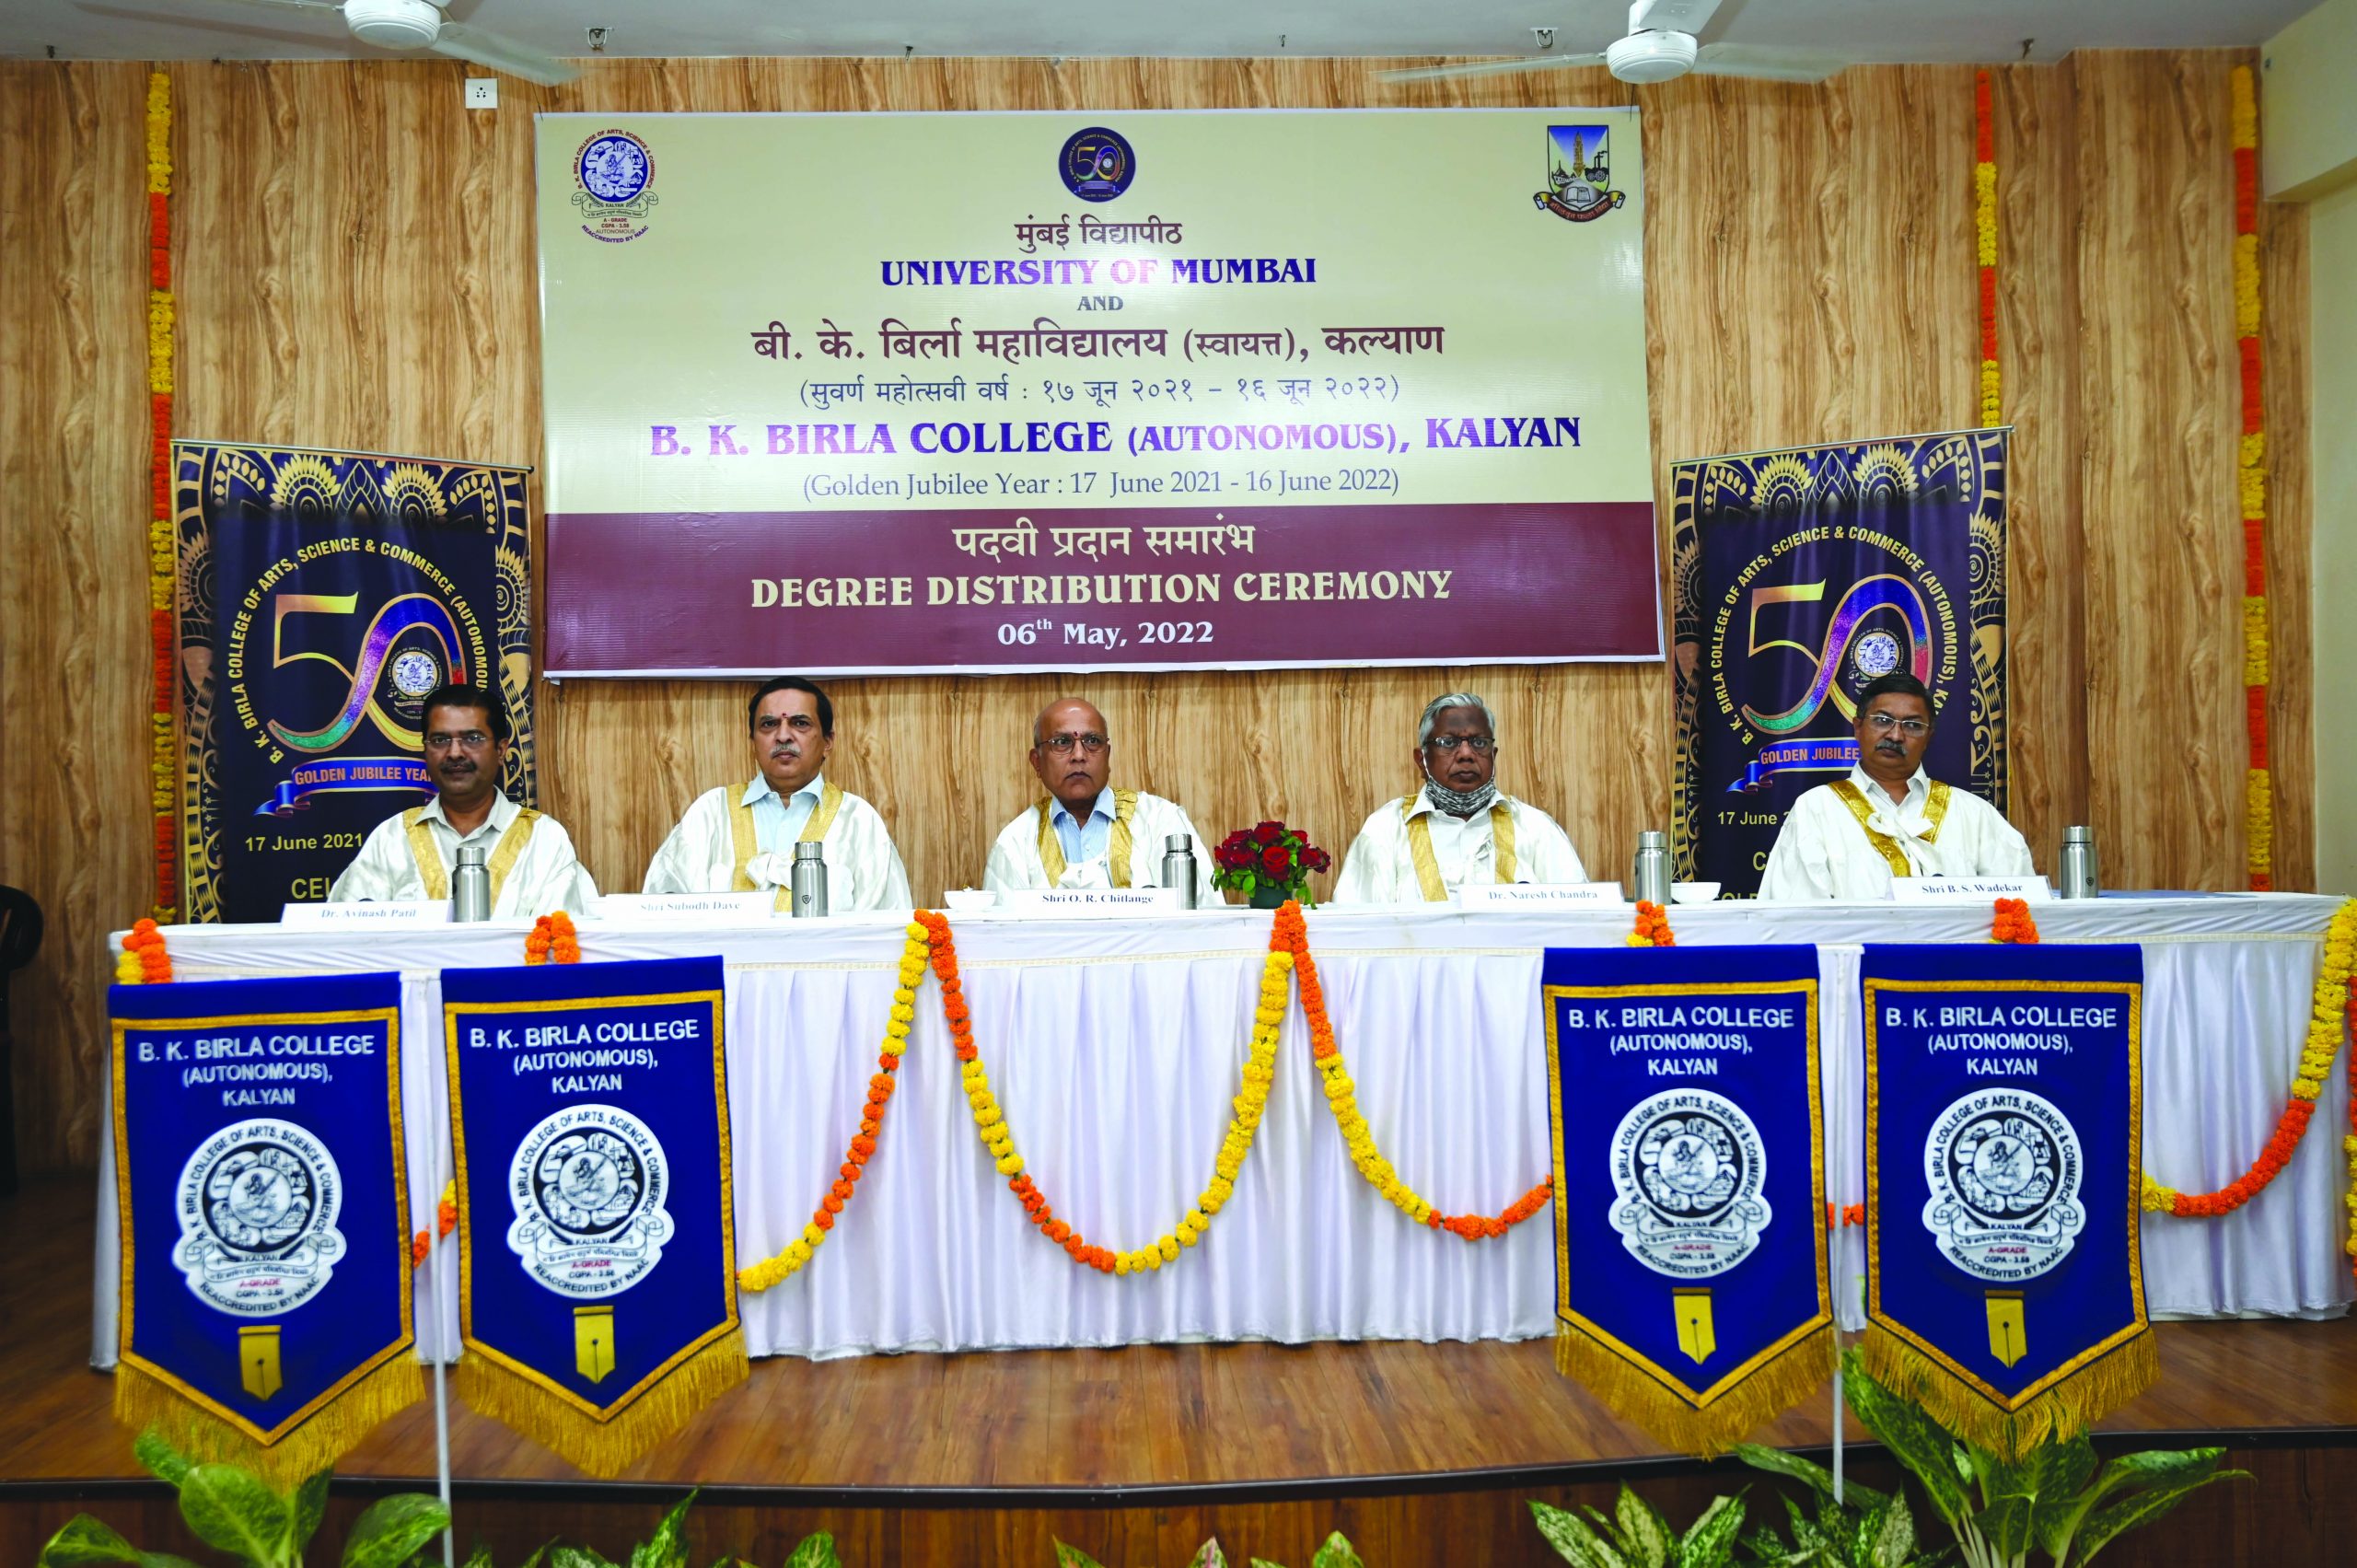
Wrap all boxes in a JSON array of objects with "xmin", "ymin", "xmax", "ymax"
[{"xmin": 93, "ymin": 895, "xmax": 2353, "ymax": 1365}]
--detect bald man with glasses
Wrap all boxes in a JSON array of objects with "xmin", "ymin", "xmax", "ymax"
[
  {"xmin": 1758, "ymin": 671, "xmax": 2033, "ymax": 900},
  {"xmin": 981, "ymin": 697, "xmax": 1218, "ymax": 902}
]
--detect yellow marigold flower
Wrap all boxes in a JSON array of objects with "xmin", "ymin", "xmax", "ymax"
[
  {"xmin": 2293, "ymin": 1078, "xmax": 2322, "ymax": 1100},
  {"xmin": 995, "ymin": 1153, "xmax": 1023, "ymax": 1175},
  {"xmin": 802, "ymin": 1222, "xmax": 827, "ymax": 1248},
  {"xmin": 1157, "ymin": 1235, "xmax": 1180, "ymax": 1260}
]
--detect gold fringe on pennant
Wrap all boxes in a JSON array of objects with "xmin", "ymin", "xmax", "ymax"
[
  {"xmin": 455, "ymin": 1328, "xmax": 747, "ymax": 1479},
  {"xmin": 1859, "ymin": 1324, "xmax": 2158, "ymax": 1461},
  {"xmin": 113, "ymin": 1353, "xmax": 423, "ymax": 1489},
  {"xmin": 1555, "ymin": 1318, "xmax": 1835, "ymax": 1458}
]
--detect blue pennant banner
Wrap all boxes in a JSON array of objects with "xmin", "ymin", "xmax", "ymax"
[
  {"xmin": 443, "ymin": 956, "xmax": 743, "ymax": 1476},
  {"xmin": 1543, "ymin": 944, "xmax": 1831, "ymax": 1454},
  {"xmin": 1862, "ymin": 943, "xmax": 2153, "ymax": 1456},
  {"xmin": 110, "ymin": 973, "xmax": 418, "ymax": 1481}
]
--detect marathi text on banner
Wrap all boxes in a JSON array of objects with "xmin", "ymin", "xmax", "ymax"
[
  {"xmin": 110, "ymin": 973, "xmax": 418, "ymax": 1482},
  {"xmin": 1670, "ymin": 429, "xmax": 2008, "ymax": 898},
  {"xmin": 1543, "ymin": 945, "xmax": 1832, "ymax": 1455},
  {"xmin": 173, "ymin": 442, "xmax": 536, "ymax": 923},
  {"xmin": 537, "ymin": 111, "xmax": 1660, "ymax": 674},
  {"xmin": 444, "ymin": 956, "xmax": 744, "ymax": 1476},
  {"xmin": 1862, "ymin": 943, "xmax": 2154, "ymax": 1457}
]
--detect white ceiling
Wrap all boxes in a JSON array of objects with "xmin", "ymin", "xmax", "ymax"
[{"xmin": 0, "ymin": 0, "xmax": 2316, "ymax": 66}]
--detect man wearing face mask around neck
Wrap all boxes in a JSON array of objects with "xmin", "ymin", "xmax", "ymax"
[
  {"xmin": 1329, "ymin": 691, "xmax": 1587, "ymax": 904},
  {"xmin": 1758, "ymin": 671, "xmax": 2033, "ymax": 900}
]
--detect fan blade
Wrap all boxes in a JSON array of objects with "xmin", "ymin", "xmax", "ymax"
[
  {"xmin": 1690, "ymin": 43, "xmax": 1849, "ymax": 84},
  {"xmin": 1378, "ymin": 52, "xmax": 1608, "ymax": 85},
  {"xmin": 72, "ymin": 0, "xmax": 343, "ymax": 47},
  {"xmin": 195, "ymin": 0, "xmax": 343, "ymax": 11},
  {"xmin": 431, "ymin": 21, "xmax": 577, "ymax": 86}
]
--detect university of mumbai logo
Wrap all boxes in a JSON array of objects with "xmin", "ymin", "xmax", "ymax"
[
  {"xmin": 389, "ymin": 647, "xmax": 441, "ymax": 698},
  {"xmin": 1535, "ymin": 123, "xmax": 1626, "ymax": 223},
  {"xmin": 1059, "ymin": 126, "xmax": 1135, "ymax": 202},
  {"xmin": 174, "ymin": 1119, "xmax": 347, "ymax": 1316},
  {"xmin": 1608, "ymin": 1088, "xmax": 1772, "ymax": 1278},
  {"xmin": 1852, "ymin": 629, "xmax": 1903, "ymax": 679},
  {"xmin": 1922, "ymin": 1087, "xmax": 2084, "ymax": 1283},
  {"xmin": 572, "ymin": 129, "xmax": 659, "ymax": 242},
  {"xmin": 506, "ymin": 1104, "xmax": 674, "ymax": 1298}
]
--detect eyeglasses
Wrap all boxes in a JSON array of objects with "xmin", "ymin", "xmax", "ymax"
[
  {"xmin": 1863, "ymin": 713, "xmax": 1931, "ymax": 737},
  {"xmin": 755, "ymin": 714, "xmax": 819, "ymax": 736},
  {"xmin": 1424, "ymin": 734, "xmax": 1496, "ymax": 754},
  {"xmin": 424, "ymin": 730, "xmax": 495, "ymax": 752},
  {"xmin": 1039, "ymin": 732, "xmax": 1109, "ymax": 756}
]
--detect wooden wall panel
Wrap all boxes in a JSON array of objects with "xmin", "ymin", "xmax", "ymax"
[{"xmin": 0, "ymin": 51, "xmax": 2314, "ymax": 1171}]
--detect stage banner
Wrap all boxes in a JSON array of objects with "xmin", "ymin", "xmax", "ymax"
[
  {"xmin": 1669, "ymin": 429, "xmax": 2008, "ymax": 898},
  {"xmin": 1862, "ymin": 944, "xmax": 2153, "ymax": 1457},
  {"xmin": 173, "ymin": 441, "xmax": 535, "ymax": 923},
  {"xmin": 1542, "ymin": 945, "xmax": 1830, "ymax": 1454},
  {"xmin": 110, "ymin": 972, "xmax": 418, "ymax": 1482},
  {"xmin": 534, "ymin": 110, "xmax": 1659, "ymax": 675},
  {"xmin": 443, "ymin": 956, "xmax": 743, "ymax": 1476}
]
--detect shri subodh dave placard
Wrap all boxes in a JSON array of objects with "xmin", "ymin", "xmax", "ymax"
[{"xmin": 443, "ymin": 955, "xmax": 743, "ymax": 1476}]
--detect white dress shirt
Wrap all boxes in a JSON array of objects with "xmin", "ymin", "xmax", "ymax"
[
  {"xmin": 1758, "ymin": 765, "xmax": 2036, "ymax": 900},
  {"xmin": 641, "ymin": 773, "xmax": 912, "ymax": 912},
  {"xmin": 328, "ymin": 791, "xmax": 598, "ymax": 917},
  {"xmin": 1329, "ymin": 785, "xmax": 1588, "ymax": 904},
  {"xmin": 981, "ymin": 789, "xmax": 1220, "ymax": 902}
]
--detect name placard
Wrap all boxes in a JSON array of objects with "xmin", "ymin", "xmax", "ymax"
[
  {"xmin": 280, "ymin": 900, "xmax": 455, "ymax": 927},
  {"xmin": 595, "ymin": 891, "xmax": 777, "ymax": 922},
  {"xmin": 1458, "ymin": 882, "xmax": 1628, "ymax": 910},
  {"xmin": 1888, "ymin": 877, "xmax": 2052, "ymax": 904},
  {"xmin": 996, "ymin": 887, "xmax": 1181, "ymax": 915}
]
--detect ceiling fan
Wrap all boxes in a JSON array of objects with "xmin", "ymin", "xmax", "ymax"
[
  {"xmin": 166, "ymin": 0, "xmax": 577, "ymax": 85},
  {"xmin": 1382, "ymin": 0, "xmax": 1852, "ymax": 87}
]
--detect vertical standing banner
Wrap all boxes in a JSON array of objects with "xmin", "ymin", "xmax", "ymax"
[
  {"xmin": 173, "ymin": 442, "xmax": 535, "ymax": 923},
  {"xmin": 110, "ymin": 973, "xmax": 417, "ymax": 1482},
  {"xmin": 1863, "ymin": 945, "xmax": 2153, "ymax": 1457},
  {"xmin": 1670, "ymin": 430, "xmax": 2008, "ymax": 897},
  {"xmin": 444, "ymin": 957, "xmax": 744, "ymax": 1475},
  {"xmin": 1543, "ymin": 946, "xmax": 1831, "ymax": 1454}
]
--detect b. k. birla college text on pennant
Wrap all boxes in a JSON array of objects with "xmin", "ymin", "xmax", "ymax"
[
  {"xmin": 444, "ymin": 956, "xmax": 745, "ymax": 1476},
  {"xmin": 1863, "ymin": 943, "xmax": 2154, "ymax": 1458},
  {"xmin": 110, "ymin": 972, "xmax": 420, "ymax": 1482},
  {"xmin": 1543, "ymin": 945, "xmax": 1833, "ymax": 1455}
]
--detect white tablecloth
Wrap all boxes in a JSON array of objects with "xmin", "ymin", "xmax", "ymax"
[{"xmin": 91, "ymin": 894, "xmax": 2353, "ymax": 1365}]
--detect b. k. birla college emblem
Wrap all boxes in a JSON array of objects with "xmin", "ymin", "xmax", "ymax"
[{"xmin": 1535, "ymin": 123, "xmax": 1627, "ymax": 223}]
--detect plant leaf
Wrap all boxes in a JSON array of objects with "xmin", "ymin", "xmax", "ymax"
[
  {"xmin": 290, "ymin": 1471, "xmax": 332, "ymax": 1554},
  {"xmin": 548, "ymin": 1550, "xmax": 618, "ymax": 1568},
  {"xmin": 38, "ymin": 1516, "xmax": 151, "ymax": 1567},
  {"xmin": 179, "ymin": 1463, "xmax": 294, "ymax": 1568},
  {"xmin": 781, "ymin": 1531, "xmax": 840, "ymax": 1568},
  {"xmin": 1731, "ymin": 1444, "xmax": 1892, "ymax": 1514},
  {"xmin": 1869, "ymin": 1494, "xmax": 1918, "ymax": 1568},
  {"xmin": 1614, "ymin": 1486, "xmax": 1675, "ymax": 1568},
  {"xmin": 1840, "ymin": 1361, "xmax": 1970, "ymax": 1528},
  {"xmin": 2033, "ymin": 1445, "xmax": 2224, "ymax": 1557},
  {"xmin": 1308, "ymin": 1532, "xmax": 1364, "ymax": 1568},
  {"xmin": 1676, "ymin": 1493, "xmax": 1747, "ymax": 1568},
  {"xmin": 1052, "ymin": 1542, "xmax": 1107, "ymax": 1568},
  {"xmin": 630, "ymin": 1491, "xmax": 698, "ymax": 1568},
  {"xmin": 2071, "ymin": 1470, "xmax": 2246, "ymax": 1566},
  {"xmin": 1529, "ymin": 1501, "xmax": 1615, "ymax": 1567},
  {"xmin": 1190, "ymin": 1539, "xmax": 1231, "ymax": 1568},
  {"xmin": 341, "ymin": 1496, "xmax": 452, "ymax": 1568},
  {"xmin": 459, "ymin": 1548, "xmax": 494, "ymax": 1568},
  {"xmin": 134, "ymin": 1433, "xmax": 195, "ymax": 1490},
  {"xmin": 1975, "ymin": 1496, "xmax": 2032, "ymax": 1562}
]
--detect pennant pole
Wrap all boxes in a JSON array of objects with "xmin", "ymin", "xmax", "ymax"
[
  {"xmin": 1831, "ymin": 1362, "xmax": 1844, "ymax": 1505},
  {"xmin": 434, "ymin": 1353, "xmax": 454, "ymax": 1568}
]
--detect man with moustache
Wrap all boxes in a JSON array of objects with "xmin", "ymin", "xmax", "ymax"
[
  {"xmin": 1330, "ymin": 691, "xmax": 1586, "ymax": 903},
  {"xmin": 643, "ymin": 675, "xmax": 911, "ymax": 911},
  {"xmin": 1758, "ymin": 671, "xmax": 2034, "ymax": 900},
  {"xmin": 329, "ymin": 682, "xmax": 598, "ymax": 915},
  {"xmin": 981, "ymin": 696, "xmax": 1219, "ymax": 901}
]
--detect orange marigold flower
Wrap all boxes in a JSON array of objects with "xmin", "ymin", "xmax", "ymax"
[
  {"xmin": 852, "ymin": 1134, "xmax": 877, "ymax": 1158},
  {"xmin": 812, "ymin": 1207, "xmax": 835, "ymax": 1230},
  {"xmin": 412, "ymin": 1232, "xmax": 429, "ymax": 1264},
  {"xmin": 1046, "ymin": 1219, "xmax": 1071, "ymax": 1243}
]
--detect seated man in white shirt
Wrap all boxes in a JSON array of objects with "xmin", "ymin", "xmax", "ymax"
[
  {"xmin": 1758, "ymin": 671, "xmax": 2034, "ymax": 900},
  {"xmin": 981, "ymin": 697, "xmax": 1219, "ymax": 901},
  {"xmin": 1330, "ymin": 691, "xmax": 1586, "ymax": 903},
  {"xmin": 329, "ymin": 682, "xmax": 597, "ymax": 917},
  {"xmin": 642, "ymin": 676, "xmax": 911, "ymax": 912}
]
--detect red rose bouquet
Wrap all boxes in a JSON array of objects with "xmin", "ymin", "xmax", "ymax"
[{"xmin": 1213, "ymin": 819, "xmax": 1332, "ymax": 908}]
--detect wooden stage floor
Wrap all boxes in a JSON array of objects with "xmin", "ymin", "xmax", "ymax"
[{"xmin": 10, "ymin": 1175, "xmax": 2355, "ymax": 1494}]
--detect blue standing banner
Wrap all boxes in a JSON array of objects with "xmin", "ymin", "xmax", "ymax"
[
  {"xmin": 1863, "ymin": 944, "xmax": 2153, "ymax": 1457},
  {"xmin": 1543, "ymin": 946, "xmax": 1831, "ymax": 1454},
  {"xmin": 444, "ymin": 956, "xmax": 744, "ymax": 1476},
  {"xmin": 1669, "ymin": 429, "xmax": 2008, "ymax": 897},
  {"xmin": 110, "ymin": 973, "xmax": 418, "ymax": 1482}
]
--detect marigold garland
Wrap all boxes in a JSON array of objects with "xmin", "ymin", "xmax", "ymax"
[
  {"xmin": 411, "ymin": 1179, "xmax": 458, "ymax": 1265},
  {"xmin": 145, "ymin": 69, "xmax": 177, "ymax": 921},
  {"xmin": 1989, "ymin": 897, "xmax": 2040, "ymax": 944},
  {"xmin": 1626, "ymin": 900, "xmax": 1677, "ymax": 947},
  {"xmin": 2142, "ymin": 899, "xmax": 2356, "ymax": 1222},
  {"xmin": 113, "ymin": 918, "xmax": 172, "ymax": 984},
  {"xmin": 2344, "ymin": 971, "xmax": 2356, "ymax": 1282},
  {"xmin": 1974, "ymin": 69, "xmax": 2002, "ymax": 429},
  {"xmin": 2230, "ymin": 64, "xmax": 2273, "ymax": 890},
  {"xmin": 523, "ymin": 912, "xmax": 580, "ymax": 964},
  {"xmin": 1825, "ymin": 1203, "xmax": 1864, "ymax": 1229}
]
